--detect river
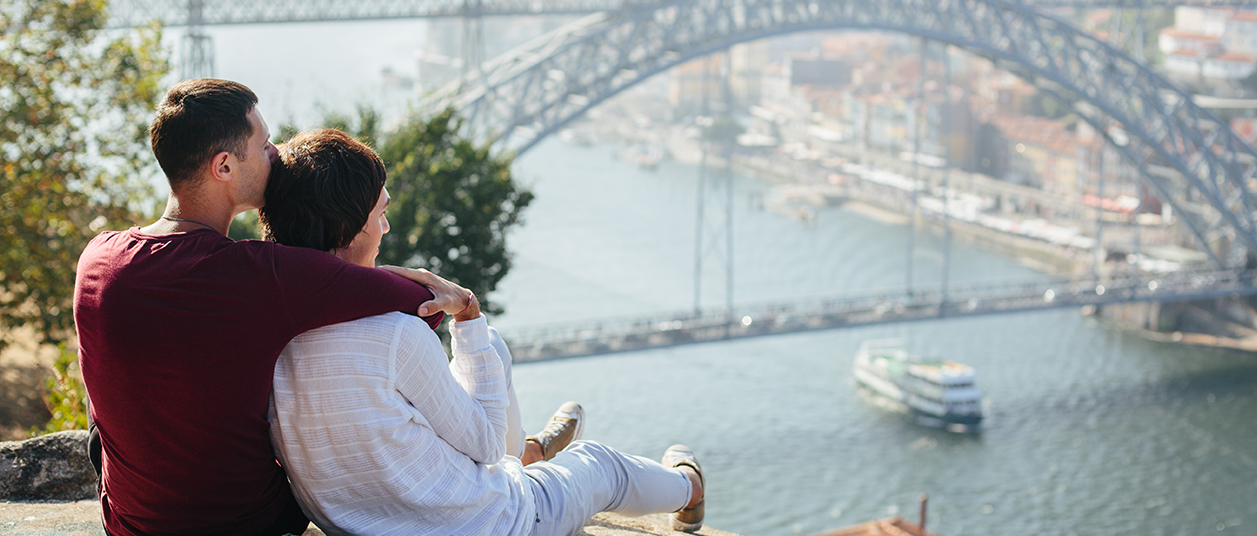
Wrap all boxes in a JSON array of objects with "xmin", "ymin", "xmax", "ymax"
[{"xmin": 495, "ymin": 139, "xmax": 1257, "ymax": 536}]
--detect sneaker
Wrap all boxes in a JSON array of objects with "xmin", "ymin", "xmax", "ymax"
[
  {"xmin": 525, "ymin": 401, "xmax": 584, "ymax": 461},
  {"xmin": 662, "ymin": 444, "xmax": 704, "ymax": 532}
]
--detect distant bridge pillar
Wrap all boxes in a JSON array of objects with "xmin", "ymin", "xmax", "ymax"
[
  {"xmin": 180, "ymin": 0, "xmax": 214, "ymax": 80},
  {"xmin": 693, "ymin": 52, "xmax": 736, "ymax": 322},
  {"xmin": 460, "ymin": 0, "xmax": 485, "ymax": 91}
]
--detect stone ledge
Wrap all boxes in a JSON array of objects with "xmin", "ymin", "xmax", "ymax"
[
  {"xmin": 1, "ymin": 431, "xmax": 739, "ymax": 536},
  {"xmin": 0, "ymin": 431, "xmax": 95, "ymax": 501},
  {"xmin": 0, "ymin": 500, "xmax": 739, "ymax": 536}
]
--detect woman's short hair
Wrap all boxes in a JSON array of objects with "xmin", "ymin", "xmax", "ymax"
[{"xmin": 260, "ymin": 129, "xmax": 387, "ymax": 252}]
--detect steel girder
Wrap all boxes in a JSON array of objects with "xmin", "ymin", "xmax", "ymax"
[
  {"xmin": 103, "ymin": 0, "xmax": 635, "ymax": 28},
  {"xmin": 419, "ymin": 0, "xmax": 1257, "ymax": 268},
  {"xmin": 105, "ymin": 0, "xmax": 1257, "ymax": 28}
]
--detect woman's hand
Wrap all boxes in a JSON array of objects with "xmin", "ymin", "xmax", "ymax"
[{"xmin": 378, "ymin": 265, "xmax": 474, "ymax": 318}]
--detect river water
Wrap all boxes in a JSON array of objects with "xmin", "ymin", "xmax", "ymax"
[{"xmin": 494, "ymin": 140, "xmax": 1257, "ymax": 536}]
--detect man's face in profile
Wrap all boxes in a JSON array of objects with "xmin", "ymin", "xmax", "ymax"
[{"xmin": 238, "ymin": 107, "xmax": 278, "ymax": 209}]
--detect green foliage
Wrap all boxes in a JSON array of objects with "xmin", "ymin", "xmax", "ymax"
[
  {"xmin": 0, "ymin": 0, "xmax": 169, "ymax": 348},
  {"xmin": 228, "ymin": 210, "xmax": 262, "ymax": 240},
  {"xmin": 28, "ymin": 343, "xmax": 88, "ymax": 436},
  {"xmin": 317, "ymin": 104, "xmax": 381, "ymax": 148},
  {"xmin": 274, "ymin": 107, "xmax": 533, "ymax": 315},
  {"xmin": 375, "ymin": 109, "xmax": 533, "ymax": 315}
]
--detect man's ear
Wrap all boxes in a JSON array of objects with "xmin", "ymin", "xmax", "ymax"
[{"xmin": 209, "ymin": 150, "xmax": 233, "ymax": 183}]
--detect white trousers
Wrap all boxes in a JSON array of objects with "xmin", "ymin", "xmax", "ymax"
[
  {"xmin": 488, "ymin": 326, "xmax": 527, "ymax": 459},
  {"xmin": 487, "ymin": 328, "xmax": 692, "ymax": 536}
]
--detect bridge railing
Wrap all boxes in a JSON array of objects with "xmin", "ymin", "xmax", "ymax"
[{"xmin": 499, "ymin": 268, "xmax": 1257, "ymax": 348}]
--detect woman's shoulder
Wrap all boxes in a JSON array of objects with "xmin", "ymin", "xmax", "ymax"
[{"xmin": 299, "ymin": 311, "xmax": 436, "ymax": 343}]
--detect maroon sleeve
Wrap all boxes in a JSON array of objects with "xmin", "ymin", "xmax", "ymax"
[{"xmin": 267, "ymin": 243, "xmax": 444, "ymax": 334}]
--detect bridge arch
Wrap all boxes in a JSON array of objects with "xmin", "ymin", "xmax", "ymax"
[{"xmin": 423, "ymin": 0, "xmax": 1257, "ymax": 269}]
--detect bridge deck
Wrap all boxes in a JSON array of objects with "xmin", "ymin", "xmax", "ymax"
[{"xmin": 501, "ymin": 269, "xmax": 1257, "ymax": 361}]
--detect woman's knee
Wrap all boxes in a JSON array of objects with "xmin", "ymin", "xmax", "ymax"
[{"xmin": 487, "ymin": 326, "xmax": 514, "ymax": 368}]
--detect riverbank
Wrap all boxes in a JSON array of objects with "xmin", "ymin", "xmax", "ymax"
[{"xmin": 644, "ymin": 125, "xmax": 1257, "ymax": 354}]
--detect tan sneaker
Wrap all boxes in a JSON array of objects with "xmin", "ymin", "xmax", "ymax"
[
  {"xmin": 525, "ymin": 401, "xmax": 584, "ymax": 461},
  {"xmin": 662, "ymin": 444, "xmax": 704, "ymax": 532}
]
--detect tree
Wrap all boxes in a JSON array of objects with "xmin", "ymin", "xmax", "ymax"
[
  {"xmin": 29, "ymin": 343, "xmax": 88, "ymax": 435},
  {"xmin": 274, "ymin": 107, "xmax": 533, "ymax": 315},
  {"xmin": 0, "ymin": 0, "xmax": 169, "ymax": 348},
  {"xmin": 375, "ymin": 109, "xmax": 533, "ymax": 315}
]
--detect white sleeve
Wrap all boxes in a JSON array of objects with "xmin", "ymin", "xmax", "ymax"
[{"xmin": 392, "ymin": 315, "xmax": 508, "ymax": 464}]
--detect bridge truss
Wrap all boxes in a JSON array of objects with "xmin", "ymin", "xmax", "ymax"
[
  {"xmin": 417, "ymin": 0, "xmax": 1257, "ymax": 270},
  {"xmin": 105, "ymin": 0, "xmax": 1257, "ymax": 27}
]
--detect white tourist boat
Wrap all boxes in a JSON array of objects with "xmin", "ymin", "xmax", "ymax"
[{"xmin": 853, "ymin": 339, "xmax": 984, "ymax": 430}]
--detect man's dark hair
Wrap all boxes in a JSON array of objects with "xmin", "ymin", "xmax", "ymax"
[
  {"xmin": 260, "ymin": 128, "xmax": 387, "ymax": 252},
  {"xmin": 150, "ymin": 79, "xmax": 258, "ymax": 191}
]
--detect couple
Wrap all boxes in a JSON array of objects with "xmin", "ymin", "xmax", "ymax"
[{"xmin": 73, "ymin": 78, "xmax": 704, "ymax": 536}]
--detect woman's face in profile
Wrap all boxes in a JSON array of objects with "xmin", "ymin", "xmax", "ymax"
[{"xmin": 336, "ymin": 187, "xmax": 390, "ymax": 267}]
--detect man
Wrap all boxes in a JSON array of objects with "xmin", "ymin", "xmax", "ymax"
[
  {"xmin": 261, "ymin": 129, "xmax": 706, "ymax": 536},
  {"xmin": 73, "ymin": 79, "xmax": 470, "ymax": 535}
]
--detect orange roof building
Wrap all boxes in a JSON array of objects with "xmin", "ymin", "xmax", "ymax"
[{"xmin": 808, "ymin": 517, "xmax": 936, "ymax": 536}]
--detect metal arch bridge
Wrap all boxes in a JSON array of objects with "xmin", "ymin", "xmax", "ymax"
[
  {"xmin": 500, "ymin": 268, "xmax": 1257, "ymax": 361},
  {"xmin": 418, "ymin": 0, "xmax": 1257, "ymax": 273},
  {"xmin": 104, "ymin": 0, "xmax": 1257, "ymax": 27}
]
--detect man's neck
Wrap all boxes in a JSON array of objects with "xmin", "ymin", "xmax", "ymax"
[{"xmin": 142, "ymin": 194, "xmax": 234, "ymax": 236}]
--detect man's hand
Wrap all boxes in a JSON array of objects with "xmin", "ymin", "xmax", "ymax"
[
  {"xmin": 379, "ymin": 266, "xmax": 473, "ymax": 317},
  {"xmin": 453, "ymin": 293, "xmax": 481, "ymax": 323}
]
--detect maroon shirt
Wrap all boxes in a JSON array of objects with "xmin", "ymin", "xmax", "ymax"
[{"xmin": 74, "ymin": 227, "xmax": 443, "ymax": 535}]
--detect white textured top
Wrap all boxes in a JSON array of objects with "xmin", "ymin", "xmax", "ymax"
[{"xmin": 268, "ymin": 313, "xmax": 536, "ymax": 536}]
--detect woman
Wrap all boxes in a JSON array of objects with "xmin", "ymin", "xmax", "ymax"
[{"xmin": 259, "ymin": 128, "xmax": 705, "ymax": 536}]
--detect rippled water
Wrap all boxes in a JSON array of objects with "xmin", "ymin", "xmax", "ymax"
[{"xmin": 494, "ymin": 140, "xmax": 1257, "ymax": 536}]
